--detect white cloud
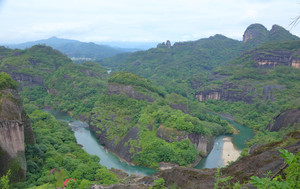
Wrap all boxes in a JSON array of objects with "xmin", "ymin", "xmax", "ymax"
[{"xmin": 0, "ymin": 0, "xmax": 299, "ymax": 43}]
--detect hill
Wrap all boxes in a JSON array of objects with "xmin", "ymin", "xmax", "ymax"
[
  {"xmin": 6, "ymin": 37, "xmax": 129, "ymax": 60},
  {"xmin": 101, "ymin": 24, "xmax": 299, "ymax": 98},
  {"xmin": 0, "ymin": 45, "xmax": 233, "ymax": 171},
  {"xmin": 195, "ymin": 40, "xmax": 300, "ymax": 146}
]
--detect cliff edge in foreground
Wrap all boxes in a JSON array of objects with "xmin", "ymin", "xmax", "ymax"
[{"xmin": 0, "ymin": 72, "xmax": 35, "ymax": 182}]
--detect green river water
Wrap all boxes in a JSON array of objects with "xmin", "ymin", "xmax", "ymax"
[{"xmin": 47, "ymin": 110, "xmax": 253, "ymax": 175}]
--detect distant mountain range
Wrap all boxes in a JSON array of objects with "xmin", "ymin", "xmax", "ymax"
[{"xmin": 5, "ymin": 37, "xmax": 142, "ymax": 60}]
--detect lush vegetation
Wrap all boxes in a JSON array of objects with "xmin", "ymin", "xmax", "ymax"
[
  {"xmin": 0, "ymin": 72, "xmax": 18, "ymax": 90},
  {"xmin": 13, "ymin": 106, "xmax": 118, "ymax": 188},
  {"xmin": 100, "ymin": 24, "xmax": 298, "ymax": 98},
  {"xmin": 101, "ymin": 35, "xmax": 245, "ymax": 98},
  {"xmin": 90, "ymin": 75, "xmax": 233, "ymax": 168},
  {"xmin": 109, "ymin": 71, "xmax": 166, "ymax": 97},
  {"xmin": 0, "ymin": 45, "xmax": 234, "ymax": 173},
  {"xmin": 1, "ymin": 24, "xmax": 299, "ymax": 188},
  {"xmin": 202, "ymin": 40, "xmax": 300, "ymax": 148},
  {"xmin": 250, "ymin": 149, "xmax": 300, "ymax": 189}
]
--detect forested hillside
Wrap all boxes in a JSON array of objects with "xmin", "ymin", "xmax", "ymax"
[
  {"xmin": 101, "ymin": 24, "xmax": 299, "ymax": 98},
  {"xmin": 0, "ymin": 23, "xmax": 299, "ymax": 188}
]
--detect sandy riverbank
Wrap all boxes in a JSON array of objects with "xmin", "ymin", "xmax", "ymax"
[{"xmin": 222, "ymin": 137, "xmax": 241, "ymax": 166}]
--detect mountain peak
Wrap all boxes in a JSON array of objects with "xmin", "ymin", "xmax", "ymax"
[
  {"xmin": 269, "ymin": 24, "xmax": 299, "ymax": 41},
  {"xmin": 243, "ymin": 23, "xmax": 299, "ymax": 43},
  {"xmin": 243, "ymin": 23, "xmax": 268, "ymax": 43}
]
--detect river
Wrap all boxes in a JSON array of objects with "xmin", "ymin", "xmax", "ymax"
[
  {"xmin": 46, "ymin": 110, "xmax": 253, "ymax": 175},
  {"xmin": 194, "ymin": 116, "xmax": 253, "ymax": 169},
  {"xmin": 46, "ymin": 110, "xmax": 157, "ymax": 176}
]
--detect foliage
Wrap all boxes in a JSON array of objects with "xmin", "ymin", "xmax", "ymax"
[
  {"xmin": 250, "ymin": 149, "xmax": 300, "ymax": 189},
  {"xmin": 102, "ymin": 35, "xmax": 245, "ymax": 98},
  {"xmin": 132, "ymin": 131, "xmax": 197, "ymax": 167},
  {"xmin": 95, "ymin": 167, "xmax": 118, "ymax": 185},
  {"xmin": 0, "ymin": 170, "xmax": 10, "ymax": 189},
  {"xmin": 0, "ymin": 72, "xmax": 18, "ymax": 90},
  {"xmin": 202, "ymin": 40, "xmax": 300, "ymax": 147},
  {"xmin": 108, "ymin": 71, "xmax": 165, "ymax": 97},
  {"xmin": 90, "ymin": 92, "xmax": 231, "ymax": 168},
  {"xmin": 18, "ymin": 110, "xmax": 118, "ymax": 188},
  {"xmin": 152, "ymin": 178, "xmax": 166, "ymax": 189},
  {"xmin": 214, "ymin": 168, "xmax": 232, "ymax": 189}
]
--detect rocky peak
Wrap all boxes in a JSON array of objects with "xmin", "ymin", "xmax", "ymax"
[
  {"xmin": 166, "ymin": 40, "xmax": 171, "ymax": 48},
  {"xmin": 243, "ymin": 23, "xmax": 268, "ymax": 43},
  {"xmin": 157, "ymin": 40, "xmax": 172, "ymax": 48},
  {"xmin": 269, "ymin": 24, "xmax": 299, "ymax": 41}
]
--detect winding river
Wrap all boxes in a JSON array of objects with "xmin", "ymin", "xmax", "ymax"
[
  {"xmin": 194, "ymin": 115, "xmax": 253, "ymax": 169},
  {"xmin": 46, "ymin": 110, "xmax": 253, "ymax": 175}
]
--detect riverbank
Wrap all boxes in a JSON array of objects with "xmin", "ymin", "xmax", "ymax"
[{"xmin": 222, "ymin": 137, "xmax": 240, "ymax": 166}]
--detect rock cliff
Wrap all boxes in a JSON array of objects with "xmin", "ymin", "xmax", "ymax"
[
  {"xmin": 266, "ymin": 109, "xmax": 300, "ymax": 132},
  {"xmin": 108, "ymin": 83, "xmax": 155, "ymax": 102},
  {"xmin": 0, "ymin": 88, "xmax": 35, "ymax": 181},
  {"xmin": 89, "ymin": 115, "xmax": 139, "ymax": 162},
  {"xmin": 249, "ymin": 49, "xmax": 300, "ymax": 69},
  {"xmin": 194, "ymin": 82, "xmax": 255, "ymax": 103},
  {"xmin": 92, "ymin": 131, "xmax": 300, "ymax": 189},
  {"xmin": 157, "ymin": 125, "xmax": 214, "ymax": 156},
  {"xmin": 243, "ymin": 23, "xmax": 269, "ymax": 43}
]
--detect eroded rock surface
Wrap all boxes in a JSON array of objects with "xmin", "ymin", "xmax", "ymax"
[{"xmin": 0, "ymin": 89, "xmax": 35, "ymax": 181}]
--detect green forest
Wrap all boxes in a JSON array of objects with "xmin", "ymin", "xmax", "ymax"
[{"xmin": 0, "ymin": 22, "xmax": 299, "ymax": 188}]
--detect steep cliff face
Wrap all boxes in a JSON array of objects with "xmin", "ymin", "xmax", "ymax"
[
  {"xmin": 194, "ymin": 82, "xmax": 255, "ymax": 103},
  {"xmin": 243, "ymin": 23, "xmax": 269, "ymax": 43},
  {"xmin": 0, "ymin": 89, "xmax": 35, "ymax": 181},
  {"xmin": 4, "ymin": 71, "xmax": 45, "ymax": 90},
  {"xmin": 154, "ymin": 131, "xmax": 300, "ymax": 189},
  {"xmin": 157, "ymin": 125, "xmax": 214, "ymax": 156},
  {"xmin": 266, "ymin": 109, "xmax": 300, "ymax": 132},
  {"xmin": 250, "ymin": 50, "xmax": 300, "ymax": 69},
  {"xmin": 89, "ymin": 114, "xmax": 140, "ymax": 162}
]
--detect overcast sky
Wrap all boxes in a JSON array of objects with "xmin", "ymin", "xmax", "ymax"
[{"xmin": 0, "ymin": 0, "xmax": 299, "ymax": 44}]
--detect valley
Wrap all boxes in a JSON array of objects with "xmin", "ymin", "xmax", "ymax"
[{"xmin": 0, "ymin": 23, "xmax": 299, "ymax": 189}]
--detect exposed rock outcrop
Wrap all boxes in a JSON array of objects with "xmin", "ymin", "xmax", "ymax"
[
  {"xmin": 251, "ymin": 50, "xmax": 300, "ymax": 69},
  {"xmin": 2, "ymin": 71, "xmax": 45, "ymax": 90},
  {"xmin": 92, "ymin": 131, "xmax": 300, "ymax": 189},
  {"xmin": 243, "ymin": 24, "xmax": 268, "ymax": 43},
  {"xmin": 262, "ymin": 84, "xmax": 285, "ymax": 101},
  {"xmin": 154, "ymin": 131, "xmax": 300, "ymax": 189},
  {"xmin": 266, "ymin": 109, "xmax": 300, "ymax": 132},
  {"xmin": 157, "ymin": 125, "xmax": 214, "ymax": 156},
  {"xmin": 89, "ymin": 118, "xmax": 140, "ymax": 162},
  {"xmin": 194, "ymin": 82, "xmax": 255, "ymax": 103},
  {"xmin": 0, "ymin": 89, "xmax": 35, "ymax": 181},
  {"xmin": 108, "ymin": 83, "xmax": 155, "ymax": 102},
  {"xmin": 157, "ymin": 40, "xmax": 172, "ymax": 48}
]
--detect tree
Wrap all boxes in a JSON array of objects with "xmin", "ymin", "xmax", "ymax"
[{"xmin": 0, "ymin": 170, "xmax": 10, "ymax": 189}]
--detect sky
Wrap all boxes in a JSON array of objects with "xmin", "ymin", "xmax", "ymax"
[{"xmin": 0, "ymin": 0, "xmax": 299, "ymax": 44}]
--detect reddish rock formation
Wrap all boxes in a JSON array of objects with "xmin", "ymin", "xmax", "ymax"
[
  {"xmin": 194, "ymin": 82, "xmax": 255, "ymax": 103},
  {"xmin": 0, "ymin": 89, "xmax": 35, "ymax": 181},
  {"xmin": 243, "ymin": 24, "xmax": 268, "ymax": 43}
]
